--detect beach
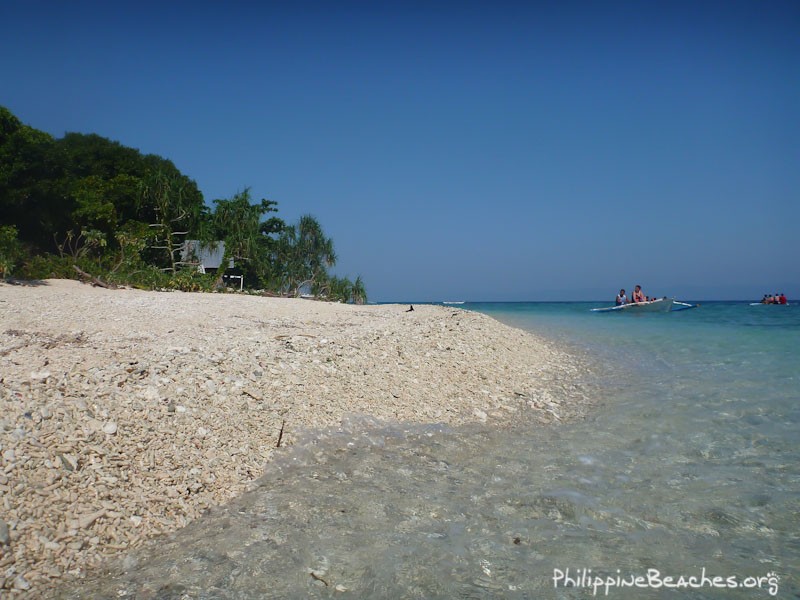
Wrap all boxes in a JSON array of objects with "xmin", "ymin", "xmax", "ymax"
[{"xmin": 0, "ymin": 280, "xmax": 590, "ymax": 596}]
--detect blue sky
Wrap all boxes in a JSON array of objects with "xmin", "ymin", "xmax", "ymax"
[{"xmin": 3, "ymin": 0, "xmax": 798, "ymax": 301}]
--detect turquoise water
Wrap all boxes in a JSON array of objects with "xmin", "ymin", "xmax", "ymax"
[
  {"xmin": 470, "ymin": 301, "xmax": 799, "ymax": 596},
  {"xmin": 62, "ymin": 302, "xmax": 799, "ymax": 599}
]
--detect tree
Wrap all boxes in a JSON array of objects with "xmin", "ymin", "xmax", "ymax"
[
  {"xmin": 274, "ymin": 215, "xmax": 337, "ymax": 297},
  {"xmin": 0, "ymin": 109, "xmax": 63, "ymax": 252},
  {"xmin": 315, "ymin": 274, "xmax": 367, "ymax": 304},
  {"xmin": 0, "ymin": 108, "xmax": 204, "ymax": 259},
  {"xmin": 315, "ymin": 275, "xmax": 351, "ymax": 302},
  {"xmin": 54, "ymin": 228, "xmax": 107, "ymax": 262},
  {"xmin": 0, "ymin": 107, "xmax": 22, "ymax": 142},
  {"xmin": 71, "ymin": 174, "xmax": 141, "ymax": 237},
  {"xmin": 352, "ymin": 275, "xmax": 367, "ymax": 304},
  {"xmin": 0, "ymin": 106, "xmax": 367, "ymax": 295},
  {"xmin": 0, "ymin": 225, "xmax": 23, "ymax": 278},
  {"xmin": 139, "ymin": 169, "xmax": 205, "ymax": 272},
  {"xmin": 211, "ymin": 188, "xmax": 284, "ymax": 287},
  {"xmin": 110, "ymin": 220, "xmax": 151, "ymax": 275}
]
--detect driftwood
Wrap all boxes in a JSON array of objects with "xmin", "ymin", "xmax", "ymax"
[
  {"xmin": 276, "ymin": 420, "xmax": 286, "ymax": 448},
  {"xmin": 73, "ymin": 266, "xmax": 116, "ymax": 289},
  {"xmin": 242, "ymin": 389, "xmax": 263, "ymax": 402}
]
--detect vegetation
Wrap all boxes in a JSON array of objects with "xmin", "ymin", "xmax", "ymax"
[
  {"xmin": 0, "ymin": 225, "xmax": 24, "ymax": 278},
  {"xmin": 0, "ymin": 106, "xmax": 366, "ymax": 303}
]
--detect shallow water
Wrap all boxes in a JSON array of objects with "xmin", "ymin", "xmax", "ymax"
[{"xmin": 60, "ymin": 302, "xmax": 799, "ymax": 598}]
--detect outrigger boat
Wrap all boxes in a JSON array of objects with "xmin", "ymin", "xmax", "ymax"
[
  {"xmin": 591, "ymin": 298, "xmax": 697, "ymax": 313},
  {"xmin": 749, "ymin": 301, "xmax": 790, "ymax": 306}
]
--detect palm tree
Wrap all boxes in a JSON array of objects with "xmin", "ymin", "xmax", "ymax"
[
  {"xmin": 212, "ymin": 189, "xmax": 282, "ymax": 287},
  {"xmin": 351, "ymin": 275, "xmax": 367, "ymax": 304},
  {"xmin": 276, "ymin": 215, "xmax": 337, "ymax": 297},
  {"xmin": 139, "ymin": 170, "xmax": 204, "ymax": 273}
]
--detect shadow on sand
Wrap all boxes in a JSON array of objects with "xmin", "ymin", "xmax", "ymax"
[{"xmin": 2, "ymin": 278, "xmax": 51, "ymax": 287}]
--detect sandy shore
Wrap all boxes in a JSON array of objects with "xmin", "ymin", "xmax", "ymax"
[{"xmin": 0, "ymin": 279, "xmax": 591, "ymax": 596}]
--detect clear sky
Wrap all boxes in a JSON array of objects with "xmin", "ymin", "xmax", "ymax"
[{"xmin": 3, "ymin": 0, "xmax": 798, "ymax": 301}]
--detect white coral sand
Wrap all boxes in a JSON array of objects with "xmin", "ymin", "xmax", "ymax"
[{"xmin": 0, "ymin": 279, "xmax": 590, "ymax": 595}]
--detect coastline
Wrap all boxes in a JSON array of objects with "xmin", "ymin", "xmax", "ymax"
[{"xmin": 0, "ymin": 279, "xmax": 592, "ymax": 595}]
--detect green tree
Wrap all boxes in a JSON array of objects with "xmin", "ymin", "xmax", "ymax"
[
  {"xmin": 211, "ymin": 188, "xmax": 284, "ymax": 287},
  {"xmin": 316, "ymin": 274, "xmax": 368, "ymax": 304},
  {"xmin": 274, "ymin": 215, "xmax": 336, "ymax": 297},
  {"xmin": 110, "ymin": 220, "xmax": 151, "ymax": 275},
  {"xmin": 0, "ymin": 107, "xmax": 207, "ymax": 261},
  {"xmin": 56, "ymin": 132, "xmax": 145, "ymax": 181},
  {"xmin": 0, "ymin": 225, "xmax": 23, "ymax": 278},
  {"xmin": 315, "ymin": 275, "xmax": 351, "ymax": 302},
  {"xmin": 0, "ymin": 106, "xmax": 366, "ymax": 296},
  {"xmin": 0, "ymin": 106, "xmax": 22, "ymax": 142},
  {"xmin": 352, "ymin": 275, "xmax": 367, "ymax": 304},
  {"xmin": 139, "ymin": 169, "xmax": 205, "ymax": 272},
  {"xmin": 71, "ymin": 173, "xmax": 141, "ymax": 236},
  {"xmin": 0, "ymin": 109, "xmax": 63, "ymax": 252}
]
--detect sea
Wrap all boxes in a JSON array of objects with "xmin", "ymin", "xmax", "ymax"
[{"xmin": 62, "ymin": 302, "xmax": 799, "ymax": 599}]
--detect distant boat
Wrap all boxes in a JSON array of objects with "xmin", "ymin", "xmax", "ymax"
[
  {"xmin": 749, "ymin": 302, "xmax": 790, "ymax": 306},
  {"xmin": 591, "ymin": 298, "xmax": 697, "ymax": 313},
  {"xmin": 443, "ymin": 301, "xmax": 465, "ymax": 305}
]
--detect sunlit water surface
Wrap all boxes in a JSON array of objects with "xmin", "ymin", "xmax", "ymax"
[{"xmin": 61, "ymin": 302, "xmax": 799, "ymax": 599}]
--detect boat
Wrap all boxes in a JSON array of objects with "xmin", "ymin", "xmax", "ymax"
[
  {"xmin": 442, "ymin": 301, "xmax": 465, "ymax": 305},
  {"xmin": 591, "ymin": 298, "xmax": 696, "ymax": 313},
  {"xmin": 670, "ymin": 301, "xmax": 698, "ymax": 311},
  {"xmin": 749, "ymin": 302, "xmax": 790, "ymax": 306}
]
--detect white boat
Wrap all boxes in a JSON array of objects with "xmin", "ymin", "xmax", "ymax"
[
  {"xmin": 443, "ymin": 301, "xmax": 465, "ymax": 305},
  {"xmin": 749, "ymin": 302, "xmax": 790, "ymax": 306},
  {"xmin": 591, "ymin": 298, "xmax": 677, "ymax": 313}
]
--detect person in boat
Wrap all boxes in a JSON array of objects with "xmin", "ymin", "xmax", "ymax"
[
  {"xmin": 632, "ymin": 285, "xmax": 646, "ymax": 303},
  {"xmin": 779, "ymin": 293, "xmax": 788, "ymax": 305},
  {"xmin": 616, "ymin": 289, "xmax": 627, "ymax": 305}
]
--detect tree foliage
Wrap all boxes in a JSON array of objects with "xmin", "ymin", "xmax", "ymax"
[
  {"xmin": 211, "ymin": 188, "xmax": 283, "ymax": 287},
  {"xmin": 0, "ymin": 225, "xmax": 24, "ymax": 278},
  {"xmin": 139, "ymin": 169, "xmax": 206, "ymax": 272},
  {"xmin": 273, "ymin": 214, "xmax": 336, "ymax": 297},
  {"xmin": 0, "ymin": 106, "xmax": 365, "ymax": 301}
]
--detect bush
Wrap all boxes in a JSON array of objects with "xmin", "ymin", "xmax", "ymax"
[
  {"xmin": 18, "ymin": 253, "xmax": 76, "ymax": 280},
  {"xmin": 165, "ymin": 269, "xmax": 217, "ymax": 292},
  {"xmin": 0, "ymin": 226, "xmax": 25, "ymax": 278}
]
